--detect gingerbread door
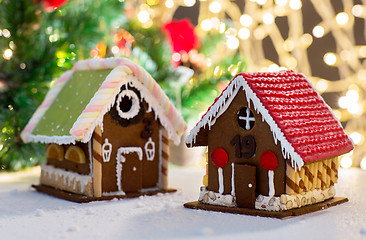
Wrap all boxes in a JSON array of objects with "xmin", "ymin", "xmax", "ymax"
[
  {"xmin": 116, "ymin": 147, "xmax": 143, "ymax": 193},
  {"xmin": 233, "ymin": 163, "xmax": 256, "ymax": 209}
]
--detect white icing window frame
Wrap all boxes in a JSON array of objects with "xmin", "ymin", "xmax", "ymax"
[
  {"xmin": 144, "ymin": 137, "xmax": 155, "ymax": 161},
  {"xmin": 116, "ymin": 89, "xmax": 140, "ymax": 120},
  {"xmin": 102, "ymin": 138, "xmax": 112, "ymax": 162}
]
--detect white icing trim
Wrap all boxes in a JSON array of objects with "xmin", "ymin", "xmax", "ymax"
[
  {"xmin": 218, "ymin": 167, "xmax": 224, "ymax": 194},
  {"xmin": 157, "ymin": 128, "xmax": 163, "ymax": 188},
  {"xmin": 186, "ymin": 75, "xmax": 304, "ymax": 170},
  {"xmin": 268, "ymin": 170, "xmax": 275, "ymax": 197},
  {"xmin": 144, "ymin": 137, "xmax": 155, "ymax": 161},
  {"xmin": 41, "ymin": 164, "xmax": 91, "ymax": 193},
  {"xmin": 116, "ymin": 89, "xmax": 140, "ymax": 120},
  {"xmin": 231, "ymin": 163, "xmax": 235, "ymax": 196},
  {"xmin": 115, "ymin": 147, "xmax": 143, "ymax": 193},
  {"xmin": 25, "ymin": 134, "xmax": 76, "ymax": 145},
  {"xmin": 102, "ymin": 138, "xmax": 112, "ymax": 162}
]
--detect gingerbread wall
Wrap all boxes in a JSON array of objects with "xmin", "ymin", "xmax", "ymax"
[
  {"xmin": 101, "ymin": 101, "xmax": 161, "ymax": 193},
  {"xmin": 207, "ymin": 89, "xmax": 286, "ymax": 197}
]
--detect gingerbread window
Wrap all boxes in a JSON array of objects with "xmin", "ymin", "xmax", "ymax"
[
  {"xmin": 116, "ymin": 89, "xmax": 140, "ymax": 120},
  {"xmin": 237, "ymin": 107, "xmax": 255, "ymax": 130},
  {"xmin": 64, "ymin": 146, "xmax": 86, "ymax": 164},
  {"xmin": 46, "ymin": 143, "xmax": 64, "ymax": 161}
]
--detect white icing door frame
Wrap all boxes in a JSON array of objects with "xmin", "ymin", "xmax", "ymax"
[{"xmin": 116, "ymin": 147, "xmax": 143, "ymax": 193}]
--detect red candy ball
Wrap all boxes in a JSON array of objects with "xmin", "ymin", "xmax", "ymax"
[
  {"xmin": 211, "ymin": 148, "xmax": 229, "ymax": 168},
  {"xmin": 260, "ymin": 150, "xmax": 278, "ymax": 171}
]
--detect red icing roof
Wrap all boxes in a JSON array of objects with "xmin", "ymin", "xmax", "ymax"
[{"xmin": 235, "ymin": 70, "xmax": 353, "ymax": 162}]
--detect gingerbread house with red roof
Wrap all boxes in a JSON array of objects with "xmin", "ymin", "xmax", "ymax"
[
  {"xmin": 21, "ymin": 57, "xmax": 186, "ymax": 202},
  {"xmin": 184, "ymin": 70, "xmax": 353, "ymax": 217}
]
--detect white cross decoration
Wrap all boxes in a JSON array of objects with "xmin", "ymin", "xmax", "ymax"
[{"xmin": 238, "ymin": 108, "xmax": 255, "ymax": 130}]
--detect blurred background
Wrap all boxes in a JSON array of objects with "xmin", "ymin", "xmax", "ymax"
[{"xmin": 0, "ymin": 0, "xmax": 365, "ymax": 171}]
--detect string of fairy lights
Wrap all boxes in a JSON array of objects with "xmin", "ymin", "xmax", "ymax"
[{"xmin": 2, "ymin": 0, "xmax": 366, "ymax": 169}]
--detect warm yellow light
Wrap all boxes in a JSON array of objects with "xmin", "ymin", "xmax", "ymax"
[
  {"xmin": 350, "ymin": 132, "xmax": 363, "ymax": 145},
  {"xmin": 346, "ymin": 89, "xmax": 359, "ymax": 101},
  {"xmin": 333, "ymin": 110, "xmax": 342, "ymax": 120},
  {"xmin": 3, "ymin": 49, "xmax": 13, "ymax": 60},
  {"xmin": 283, "ymin": 39, "xmax": 294, "ymax": 51},
  {"xmin": 219, "ymin": 22, "xmax": 226, "ymax": 33},
  {"xmin": 336, "ymin": 12, "xmax": 349, "ymax": 26},
  {"xmin": 316, "ymin": 80, "xmax": 328, "ymax": 92},
  {"xmin": 361, "ymin": 158, "xmax": 366, "ymax": 170},
  {"xmin": 184, "ymin": 0, "xmax": 196, "ymax": 7},
  {"xmin": 340, "ymin": 50, "xmax": 351, "ymax": 61},
  {"xmin": 49, "ymin": 34, "xmax": 59, "ymax": 42},
  {"xmin": 340, "ymin": 156, "xmax": 352, "ymax": 168},
  {"xmin": 201, "ymin": 19, "xmax": 213, "ymax": 31},
  {"xmin": 240, "ymin": 14, "xmax": 253, "ymax": 27},
  {"xmin": 256, "ymin": 0, "xmax": 267, "ymax": 5},
  {"xmin": 2, "ymin": 29, "xmax": 10, "ymax": 38},
  {"xmin": 225, "ymin": 28, "xmax": 237, "ymax": 38},
  {"xmin": 268, "ymin": 64, "xmax": 280, "ymax": 72},
  {"xmin": 301, "ymin": 33, "xmax": 313, "ymax": 47},
  {"xmin": 209, "ymin": 1, "xmax": 221, "ymax": 13},
  {"xmin": 146, "ymin": 0, "xmax": 159, "ymax": 6},
  {"xmin": 338, "ymin": 96, "xmax": 349, "ymax": 109},
  {"xmin": 289, "ymin": 0, "xmax": 302, "ymax": 10},
  {"xmin": 359, "ymin": 46, "xmax": 366, "ymax": 57},
  {"xmin": 226, "ymin": 37, "xmax": 240, "ymax": 50},
  {"xmin": 253, "ymin": 28, "xmax": 265, "ymax": 40},
  {"xmin": 238, "ymin": 27, "xmax": 250, "ymax": 40},
  {"xmin": 313, "ymin": 25, "xmax": 325, "ymax": 38},
  {"xmin": 274, "ymin": 5, "xmax": 286, "ymax": 16},
  {"xmin": 138, "ymin": 10, "xmax": 150, "ymax": 23},
  {"xmin": 275, "ymin": 0, "xmax": 287, "ymax": 6},
  {"xmin": 348, "ymin": 103, "xmax": 363, "ymax": 115},
  {"xmin": 263, "ymin": 13, "xmax": 274, "ymax": 24},
  {"xmin": 352, "ymin": 4, "xmax": 363, "ymax": 17},
  {"xmin": 211, "ymin": 17, "xmax": 221, "ymax": 30},
  {"xmin": 323, "ymin": 52, "xmax": 337, "ymax": 66},
  {"xmin": 286, "ymin": 57, "xmax": 297, "ymax": 69},
  {"xmin": 207, "ymin": 58, "xmax": 212, "ymax": 67},
  {"xmin": 111, "ymin": 46, "xmax": 119, "ymax": 54},
  {"xmin": 165, "ymin": 0, "xmax": 174, "ymax": 8}
]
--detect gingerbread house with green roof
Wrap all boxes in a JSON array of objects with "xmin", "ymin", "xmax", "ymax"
[{"xmin": 21, "ymin": 57, "xmax": 186, "ymax": 202}]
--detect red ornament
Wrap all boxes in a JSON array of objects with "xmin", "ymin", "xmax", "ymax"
[
  {"xmin": 43, "ymin": 0, "xmax": 68, "ymax": 12},
  {"xmin": 211, "ymin": 148, "xmax": 228, "ymax": 168},
  {"xmin": 260, "ymin": 151, "xmax": 278, "ymax": 171},
  {"xmin": 163, "ymin": 19, "xmax": 200, "ymax": 55}
]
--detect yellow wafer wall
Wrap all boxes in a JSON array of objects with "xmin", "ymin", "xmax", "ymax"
[{"xmin": 286, "ymin": 157, "xmax": 338, "ymax": 195}]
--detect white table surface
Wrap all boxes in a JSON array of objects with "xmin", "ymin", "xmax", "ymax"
[{"xmin": 0, "ymin": 166, "xmax": 365, "ymax": 240}]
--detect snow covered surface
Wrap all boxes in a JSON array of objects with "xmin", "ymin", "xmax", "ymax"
[{"xmin": 1, "ymin": 166, "xmax": 366, "ymax": 240}]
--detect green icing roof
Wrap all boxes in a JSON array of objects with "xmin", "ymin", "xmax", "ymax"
[{"xmin": 32, "ymin": 69, "xmax": 112, "ymax": 137}]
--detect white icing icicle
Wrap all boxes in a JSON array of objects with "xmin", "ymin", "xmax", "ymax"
[
  {"xmin": 268, "ymin": 170, "xmax": 275, "ymax": 197},
  {"xmin": 231, "ymin": 163, "xmax": 235, "ymax": 196},
  {"xmin": 218, "ymin": 167, "xmax": 224, "ymax": 194}
]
